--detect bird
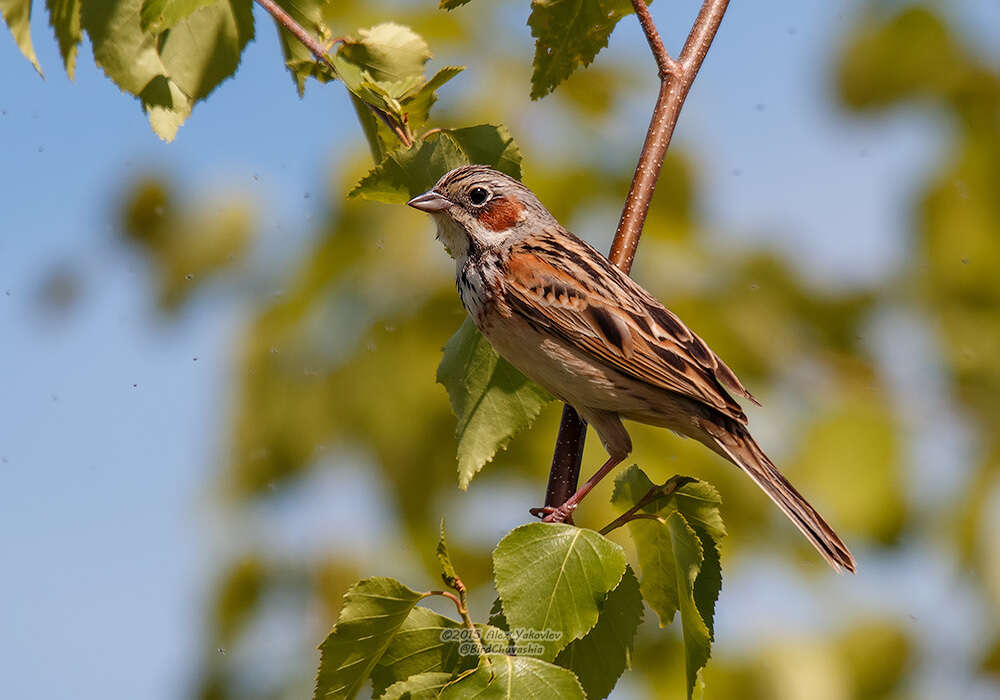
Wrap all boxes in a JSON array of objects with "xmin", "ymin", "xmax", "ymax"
[{"xmin": 407, "ymin": 164, "xmax": 856, "ymax": 573}]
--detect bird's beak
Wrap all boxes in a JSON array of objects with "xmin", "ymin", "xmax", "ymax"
[{"xmin": 407, "ymin": 190, "xmax": 452, "ymax": 213}]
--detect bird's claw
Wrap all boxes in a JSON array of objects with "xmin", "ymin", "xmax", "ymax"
[
  {"xmin": 529, "ymin": 504, "xmax": 575, "ymax": 523},
  {"xmin": 529, "ymin": 506, "xmax": 553, "ymax": 519}
]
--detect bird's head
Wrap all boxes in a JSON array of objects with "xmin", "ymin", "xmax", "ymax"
[{"xmin": 407, "ymin": 165, "xmax": 554, "ymax": 260}]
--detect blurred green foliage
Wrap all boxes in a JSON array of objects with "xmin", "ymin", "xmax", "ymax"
[
  {"xmin": 91, "ymin": 0, "xmax": 1000, "ymax": 697},
  {"xmin": 122, "ymin": 179, "xmax": 253, "ymax": 311},
  {"xmin": 837, "ymin": 1, "xmax": 1000, "ymax": 621}
]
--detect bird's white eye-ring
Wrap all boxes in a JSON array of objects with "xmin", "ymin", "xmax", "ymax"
[{"xmin": 468, "ymin": 186, "xmax": 491, "ymax": 206}]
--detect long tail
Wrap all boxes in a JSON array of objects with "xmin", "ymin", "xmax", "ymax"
[{"xmin": 705, "ymin": 419, "xmax": 856, "ymax": 573}]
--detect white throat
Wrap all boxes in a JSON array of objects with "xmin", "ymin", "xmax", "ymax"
[{"xmin": 431, "ymin": 213, "xmax": 472, "ymax": 261}]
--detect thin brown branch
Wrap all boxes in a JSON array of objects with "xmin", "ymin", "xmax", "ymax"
[
  {"xmin": 253, "ymin": 0, "xmax": 412, "ymax": 147},
  {"xmin": 598, "ymin": 475, "xmax": 695, "ymax": 535},
  {"xmin": 544, "ymin": 0, "xmax": 730, "ymax": 511},
  {"xmin": 631, "ymin": 0, "xmax": 681, "ymax": 79},
  {"xmin": 428, "ymin": 589, "xmax": 491, "ymax": 666},
  {"xmin": 602, "ymin": 512, "xmax": 662, "ymax": 534},
  {"xmin": 610, "ymin": 0, "xmax": 730, "ymax": 270}
]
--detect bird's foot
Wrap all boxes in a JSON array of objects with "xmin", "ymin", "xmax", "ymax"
[{"xmin": 529, "ymin": 503, "xmax": 576, "ymax": 524}]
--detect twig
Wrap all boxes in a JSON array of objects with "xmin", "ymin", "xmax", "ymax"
[
  {"xmin": 610, "ymin": 0, "xmax": 729, "ymax": 267},
  {"xmin": 428, "ymin": 588, "xmax": 491, "ymax": 666},
  {"xmin": 598, "ymin": 475, "xmax": 695, "ymax": 535},
  {"xmin": 602, "ymin": 512, "xmax": 662, "ymax": 534},
  {"xmin": 253, "ymin": 0, "xmax": 412, "ymax": 147},
  {"xmin": 631, "ymin": 0, "xmax": 681, "ymax": 79},
  {"xmin": 543, "ymin": 0, "xmax": 730, "ymax": 511}
]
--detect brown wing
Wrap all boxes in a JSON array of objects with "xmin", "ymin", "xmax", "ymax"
[{"xmin": 503, "ymin": 228, "xmax": 758, "ymax": 424}]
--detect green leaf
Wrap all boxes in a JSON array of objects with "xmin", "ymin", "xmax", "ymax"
[
  {"xmin": 82, "ymin": 0, "xmax": 253, "ymax": 141},
  {"xmin": 439, "ymin": 0, "xmax": 472, "ymax": 9},
  {"xmin": 46, "ymin": 0, "xmax": 81, "ymax": 78},
  {"xmin": 418, "ymin": 65, "xmax": 464, "ymax": 92},
  {"xmin": 340, "ymin": 22, "xmax": 431, "ymax": 85},
  {"xmin": 610, "ymin": 466, "xmax": 725, "ymax": 699},
  {"xmin": 488, "ymin": 596, "xmax": 508, "ymax": 631},
  {"xmin": 313, "ymin": 577, "xmax": 426, "ymax": 700},
  {"xmin": 693, "ymin": 521, "xmax": 722, "ymax": 640},
  {"xmin": 493, "ymin": 523, "xmax": 627, "ymax": 661},
  {"xmin": 436, "ymin": 519, "xmax": 460, "ymax": 588},
  {"xmin": 440, "ymin": 655, "xmax": 586, "ymax": 700},
  {"xmin": 328, "ymin": 51, "xmax": 394, "ymax": 111},
  {"xmin": 371, "ymin": 606, "xmax": 508, "ymax": 696},
  {"xmin": 436, "ymin": 317, "xmax": 550, "ymax": 489},
  {"xmin": 351, "ymin": 93, "xmax": 391, "ymax": 163},
  {"xmin": 155, "ymin": 0, "xmax": 253, "ymax": 101},
  {"xmin": 1, "ymin": 0, "xmax": 42, "ymax": 75},
  {"xmin": 528, "ymin": 0, "xmax": 639, "ymax": 99},
  {"xmin": 284, "ymin": 54, "xmax": 337, "ymax": 93},
  {"xmin": 449, "ymin": 124, "xmax": 522, "ymax": 178},
  {"xmin": 554, "ymin": 566, "xmax": 643, "ymax": 700},
  {"xmin": 350, "ymin": 122, "xmax": 521, "ymax": 203},
  {"xmin": 345, "ymin": 65, "xmax": 463, "ymax": 160},
  {"xmin": 350, "ymin": 126, "xmax": 455, "ymax": 199},
  {"xmin": 621, "ymin": 512, "xmax": 679, "ymax": 621},
  {"xmin": 666, "ymin": 512, "xmax": 712, "ymax": 699},
  {"xmin": 400, "ymin": 65, "xmax": 464, "ymax": 128},
  {"xmin": 328, "ymin": 23, "xmax": 441, "ymax": 132},
  {"xmin": 380, "ymin": 672, "xmax": 455, "ymax": 700},
  {"xmin": 269, "ymin": 0, "xmax": 330, "ymax": 96},
  {"xmin": 610, "ymin": 467, "xmax": 724, "ymax": 631},
  {"xmin": 139, "ymin": 0, "xmax": 218, "ymax": 33}
]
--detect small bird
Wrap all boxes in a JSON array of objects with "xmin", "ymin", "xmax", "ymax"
[{"xmin": 408, "ymin": 165, "xmax": 855, "ymax": 573}]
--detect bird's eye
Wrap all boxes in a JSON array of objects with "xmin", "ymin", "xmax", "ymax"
[{"xmin": 468, "ymin": 187, "xmax": 490, "ymax": 206}]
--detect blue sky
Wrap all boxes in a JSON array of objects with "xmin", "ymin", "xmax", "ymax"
[{"xmin": 2, "ymin": 1, "xmax": 1000, "ymax": 698}]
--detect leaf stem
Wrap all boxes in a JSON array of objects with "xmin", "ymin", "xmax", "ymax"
[
  {"xmin": 418, "ymin": 127, "xmax": 443, "ymax": 140},
  {"xmin": 543, "ymin": 0, "xmax": 730, "ymax": 511},
  {"xmin": 252, "ymin": 0, "xmax": 412, "ymax": 147},
  {"xmin": 599, "ymin": 475, "xmax": 695, "ymax": 535}
]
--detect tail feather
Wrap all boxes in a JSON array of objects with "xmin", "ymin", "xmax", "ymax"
[{"xmin": 708, "ymin": 422, "xmax": 856, "ymax": 573}]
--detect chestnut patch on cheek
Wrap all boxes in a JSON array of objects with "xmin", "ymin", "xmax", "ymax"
[{"xmin": 478, "ymin": 197, "xmax": 525, "ymax": 232}]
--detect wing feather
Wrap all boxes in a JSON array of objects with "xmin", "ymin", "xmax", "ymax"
[{"xmin": 503, "ymin": 229, "xmax": 757, "ymax": 422}]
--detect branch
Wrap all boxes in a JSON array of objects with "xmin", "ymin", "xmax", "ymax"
[
  {"xmin": 543, "ymin": 0, "xmax": 730, "ymax": 511},
  {"xmin": 428, "ymin": 587, "xmax": 491, "ymax": 667},
  {"xmin": 542, "ymin": 405, "xmax": 588, "ymax": 522},
  {"xmin": 253, "ymin": 0, "xmax": 412, "ymax": 147},
  {"xmin": 610, "ymin": 0, "xmax": 729, "ymax": 270}
]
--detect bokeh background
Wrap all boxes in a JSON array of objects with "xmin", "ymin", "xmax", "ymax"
[{"xmin": 3, "ymin": 1, "xmax": 1000, "ymax": 698}]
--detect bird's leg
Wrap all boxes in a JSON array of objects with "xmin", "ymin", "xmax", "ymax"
[{"xmin": 530, "ymin": 453, "xmax": 626, "ymax": 524}]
